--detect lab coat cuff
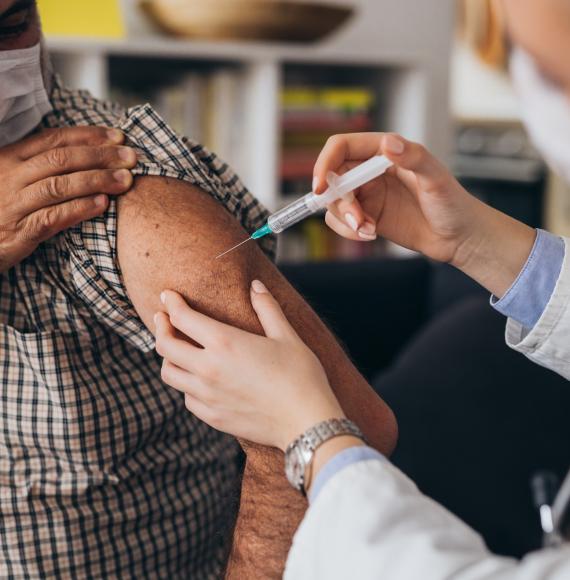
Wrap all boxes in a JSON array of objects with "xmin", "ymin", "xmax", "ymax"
[
  {"xmin": 309, "ymin": 446, "xmax": 385, "ymax": 503},
  {"xmin": 491, "ymin": 230, "xmax": 565, "ymax": 329},
  {"xmin": 505, "ymin": 237, "xmax": 570, "ymax": 364}
]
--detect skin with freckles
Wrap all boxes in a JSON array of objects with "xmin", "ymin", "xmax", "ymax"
[{"xmin": 117, "ymin": 176, "xmax": 398, "ymax": 578}]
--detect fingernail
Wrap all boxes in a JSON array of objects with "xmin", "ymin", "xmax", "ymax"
[
  {"xmin": 94, "ymin": 194, "xmax": 108, "ymax": 208},
  {"xmin": 359, "ymin": 222, "xmax": 376, "ymax": 236},
  {"xmin": 107, "ymin": 129, "xmax": 123, "ymax": 143},
  {"xmin": 113, "ymin": 169, "xmax": 131, "ymax": 184},
  {"xmin": 312, "ymin": 177, "xmax": 320, "ymax": 193},
  {"xmin": 160, "ymin": 292, "xmax": 166, "ymax": 304},
  {"xmin": 386, "ymin": 135, "xmax": 405, "ymax": 155},
  {"xmin": 153, "ymin": 313, "xmax": 159, "ymax": 326},
  {"xmin": 251, "ymin": 280, "xmax": 268, "ymax": 294},
  {"xmin": 344, "ymin": 213, "xmax": 359, "ymax": 232},
  {"xmin": 358, "ymin": 232, "xmax": 377, "ymax": 241},
  {"xmin": 119, "ymin": 147, "xmax": 135, "ymax": 162}
]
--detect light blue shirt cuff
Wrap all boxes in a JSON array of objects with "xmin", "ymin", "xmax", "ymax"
[
  {"xmin": 491, "ymin": 229, "xmax": 565, "ymax": 329},
  {"xmin": 309, "ymin": 446, "xmax": 385, "ymax": 503}
]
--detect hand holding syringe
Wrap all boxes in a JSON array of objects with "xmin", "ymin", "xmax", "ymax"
[{"xmin": 216, "ymin": 156, "xmax": 393, "ymax": 259}]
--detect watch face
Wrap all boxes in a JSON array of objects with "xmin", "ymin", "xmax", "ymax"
[{"xmin": 285, "ymin": 446, "xmax": 305, "ymax": 489}]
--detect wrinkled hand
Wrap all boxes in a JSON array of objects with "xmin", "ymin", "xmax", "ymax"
[
  {"xmin": 154, "ymin": 281, "xmax": 344, "ymax": 451},
  {"xmin": 0, "ymin": 126, "xmax": 137, "ymax": 273}
]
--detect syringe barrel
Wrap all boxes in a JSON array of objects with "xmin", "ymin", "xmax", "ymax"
[
  {"xmin": 313, "ymin": 156, "xmax": 394, "ymax": 209},
  {"xmin": 268, "ymin": 193, "xmax": 315, "ymax": 234},
  {"xmin": 266, "ymin": 156, "xmax": 393, "ymax": 235}
]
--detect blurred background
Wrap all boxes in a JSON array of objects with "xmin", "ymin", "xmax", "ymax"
[{"xmin": 40, "ymin": 0, "xmax": 570, "ymax": 264}]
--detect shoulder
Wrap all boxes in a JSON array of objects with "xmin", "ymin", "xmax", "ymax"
[
  {"xmin": 116, "ymin": 175, "xmax": 272, "ymax": 335},
  {"xmin": 45, "ymin": 77, "xmax": 274, "ymax": 257}
]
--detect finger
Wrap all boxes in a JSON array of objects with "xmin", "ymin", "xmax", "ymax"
[
  {"xmin": 250, "ymin": 280, "xmax": 298, "ymax": 341},
  {"xmin": 161, "ymin": 359, "xmax": 211, "ymax": 400},
  {"xmin": 23, "ymin": 145, "xmax": 137, "ymax": 185},
  {"xmin": 10, "ymin": 126, "xmax": 125, "ymax": 160},
  {"xmin": 324, "ymin": 210, "xmax": 375, "ymax": 242},
  {"xmin": 17, "ymin": 169, "xmax": 133, "ymax": 215},
  {"xmin": 154, "ymin": 311, "xmax": 203, "ymax": 372},
  {"xmin": 161, "ymin": 290, "xmax": 232, "ymax": 348},
  {"xmin": 329, "ymin": 193, "xmax": 368, "ymax": 233},
  {"xmin": 381, "ymin": 134, "xmax": 449, "ymax": 193},
  {"xmin": 313, "ymin": 133, "xmax": 384, "ymax": 194},
  {"xmin": 20, "ymin": 194, "xmax": 111, "ymax": 244},
  {"xmin": 183, "ymin": 393, "xmax": 217, "ymax": 426},
  {"xmin": 326, "ymin": 201, "xmax": 378, "ymax": 241}
]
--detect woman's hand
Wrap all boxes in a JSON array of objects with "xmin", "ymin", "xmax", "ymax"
[
  {"xmin": 0, "ymin": 126, "xmax": 136, "ymax": 273},
  {"xmin": 313, "ymin": 132, "xmax": 536, "ymax": 298},
  {"xmin": 154, "ymin": 281, "xmax": 345, "ymax": 451}
]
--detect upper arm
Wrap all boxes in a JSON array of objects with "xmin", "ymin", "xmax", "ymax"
[
  {"xmin": 117, "ymin": 175, "xmax": 262, "ymax": 336},
  {"xmin": 117, "ymin": 175, "xmax": 397, "ymax": 454}
]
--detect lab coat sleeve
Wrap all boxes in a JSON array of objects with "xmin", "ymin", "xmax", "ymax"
[
  {"xmin": 505, "ymin": 236, "xmax": 570, "ymax": 381},
  {"xmin": 285, "ymin": 459, "xmax": 570, "ymax": 580}
]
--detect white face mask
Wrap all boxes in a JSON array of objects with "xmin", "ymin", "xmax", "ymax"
[
  {"xmin": 510, "ymin": 47, "xmax": 570, "ymax": 184},
  {"xmin": 0, "ymin": 42, "xmax": 52, "ymax": 148}
]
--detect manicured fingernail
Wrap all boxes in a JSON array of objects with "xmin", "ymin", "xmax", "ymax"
[
  {"xmin": 359, "ymin": 222, "xmax": 376, "ymax": 236},
  {"xmin": 113, "ymin": 169, "xmax": 131, "ymax": 184},
  {"xmin": 160, "ymin": 292, "xmax": 166, "ymax": 304},
  {"xmin": 107, "ymin": 129, "xmax": 123, "ymax": 143},
  {"xmin": 94, "ymin": 194, "xmax": 108, "ymax": 207},
  {"xmin": 252, "ymin": 280, "xmax": 268, "ymax": 294},
  {"xmin": 344, "ymin": 213, "xmax": 359, "ymax": 232},
  {"xmin": 312, "ymin": 177, "xmax": 320, "ymax": 192},
  {"xmin": 119, "ymin": 147, "xmax": 135, "ymax": 162},
  {"xmin": 358, "ymin": 232, "xmax": 377, "ymax": 241},
  {"xmin": 385, "ymin": 135, "xmax": 405, "ymax": 155}
]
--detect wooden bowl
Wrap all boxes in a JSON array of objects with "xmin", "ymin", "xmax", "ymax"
[{"xmin": 140, "ymin": 0, "xmax": 354, "ymax": 43}]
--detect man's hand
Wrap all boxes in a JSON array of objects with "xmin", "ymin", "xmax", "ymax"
[{"xmin": 0, "ymin": 126, "xmax": 137, "ymax": 273}]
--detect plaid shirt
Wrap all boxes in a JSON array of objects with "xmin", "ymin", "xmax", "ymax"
[{"xmin": 0, "ymin": 78, "xmax": 275, "ymax": 579}]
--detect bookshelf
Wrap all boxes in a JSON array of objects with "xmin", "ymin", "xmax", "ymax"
[{"xmin": 46, "ymin": 0, "xmax": 455, "ymax": 262}]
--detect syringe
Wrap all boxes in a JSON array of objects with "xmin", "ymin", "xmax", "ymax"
[{"xmin": 216, "ymin": 155, "xmax": 394, "ymax": 259}]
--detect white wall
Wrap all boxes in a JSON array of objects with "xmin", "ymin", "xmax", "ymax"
[{"xmin": 452, "ymin": 41, "xmax": 521, "ymax": 121}]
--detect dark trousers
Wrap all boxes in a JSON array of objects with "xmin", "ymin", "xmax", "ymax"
[{"xmin": 282, "ymin": 258, "xmax": 570, "ymax": 558}]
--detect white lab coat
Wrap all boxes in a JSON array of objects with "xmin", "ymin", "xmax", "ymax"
[{"xmin": 285, "ymin": 238, "xmax": 570, "ymax": 579}]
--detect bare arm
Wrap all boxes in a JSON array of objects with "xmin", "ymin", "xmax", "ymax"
[{"xmin": 117, "ymin": 176, "xmax": 398, "ymax": 578}]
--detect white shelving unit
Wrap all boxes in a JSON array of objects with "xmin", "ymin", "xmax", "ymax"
[{"xmin": 47, "ymin": 0, "xmax": 455, "ymax": 211}]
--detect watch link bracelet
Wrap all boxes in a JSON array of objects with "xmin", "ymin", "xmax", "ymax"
[{"xmin": 284, "ymin": 418, "xmax": 366, "ymax": 495}]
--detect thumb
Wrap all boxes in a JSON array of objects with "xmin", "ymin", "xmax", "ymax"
[
  {"xmin": 250, "ymin": 280, "xmax": 297, "ymax": 340},
  {"xmin": 382, "ymin": 134, "xmax": 449, "ymax": 194}
]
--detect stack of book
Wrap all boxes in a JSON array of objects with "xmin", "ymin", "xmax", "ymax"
[
  {"xmin": 277, "ymin": 217, "xmax": 391, "ymax": 264},
  {"xmin": 110, "ymin": 68, "xmax": 246, "ymax": 175},
  {"xmin": 281, "ymin": 87, "xmax": 375, "ymax": 195},
  {"xmin": 278, "ymin": 86, "xmax": 383, "ymax": 262}
]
